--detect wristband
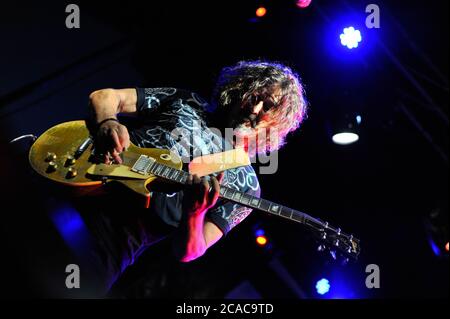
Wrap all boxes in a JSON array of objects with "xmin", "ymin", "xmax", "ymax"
[{"xmin": 97, "ymin": 118, "xmax": 119, "ymax": 128}]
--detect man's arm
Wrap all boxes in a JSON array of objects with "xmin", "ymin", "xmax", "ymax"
[
  {"xmin": 89, "ymin": 89, "xmax": 224, "ymax": 261},
  {"xmin": 88, "ymin": 88, "xmax": 137, "ymax": 163},
  {"xmin": 172, "ymin": 174, "xmax": 224, "ymax": 262},
  {"xmin": 89, "ymin": 88, "xmax": 138, "ymax": 121}
]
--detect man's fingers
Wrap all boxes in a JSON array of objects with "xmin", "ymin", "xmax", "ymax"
[
  {"xmin": 108, "ymin": 149, "xmax": 121, "ymax": 163},
  {"xmin": 103, "ymin": 153, "xmax": 110, "ymax": 164},
  {"xmin": 186, "ymin": 174, "xmax": 193, "ymax": 185},
  {"xmin": 112, "ymin": 152, "xmax": 122, "ymax": 164},
  {"xmin": 193, "ymin": 174, "xmax": 201, "ymax": 184},
  {"xmin": 217, "ymin": 172, "xmax": 225, "ymax": 184},
  {"xmin": 199, "ymin": 176, "xmax": 209, "ymax": 202},
  {"xmin": 211, "ymin": 176, "xmax": 220, "ymax": 193},
  {"xmin": 208, "ymin": 175, "xmax": 220, "ymax": 206},
  {"xmin": 118, "ymin": 126, "xmax": 130, "ymax": 151},
  {"xmin": 111, "ymin": 129, "xmax": 123, "ymax": 153}
]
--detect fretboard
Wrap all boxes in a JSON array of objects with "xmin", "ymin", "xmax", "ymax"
[
  {"xmin": 131, "ymin": 154, "xmax": 360, "ymax": 258},
  {"xmin": 145, "ymin": 158, "xmax": 325, "ymax": 231}
]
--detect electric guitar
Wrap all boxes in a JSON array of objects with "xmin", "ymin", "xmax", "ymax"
[{"xmin": 29, "ymin": 120, "xmax": 361, "ymax": 260}]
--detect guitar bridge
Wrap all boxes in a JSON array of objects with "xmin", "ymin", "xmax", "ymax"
[{"xmin": 131, "ymin": 155, "xmax": 155, "ymax": 175}]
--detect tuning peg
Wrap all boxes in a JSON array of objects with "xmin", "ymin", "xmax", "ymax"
[
  {"xmin": 333, "ymin": 239, "xmax": 340, "ymax": 247},
  {"xmin": 341, "ymin": 258, "xmax": 350, "ymax": 266},
  {"xmin": 317, "ymin": 245, "xmax": 326, "ymax": 252},
  {"xmin": 321, "ymin": 232, "xmax": 327, "ymax": 240}
]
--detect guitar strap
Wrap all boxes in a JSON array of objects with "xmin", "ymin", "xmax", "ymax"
[{"xmin": 188, "ymin": 148, "xmax": 251, "ymax": 177}]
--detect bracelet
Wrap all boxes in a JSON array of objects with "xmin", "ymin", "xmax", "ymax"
[{"xmin": 97, "ymin": 118, "xmax": 119, "ymax": 128}]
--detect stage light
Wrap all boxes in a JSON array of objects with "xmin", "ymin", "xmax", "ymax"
[
  {"xmin": 49, "ymin": 202, "xmax": 91, "ymax": 253},
  {"xmin": 255, "ymin": 229, "xmax": 265, "ymax": 237},
  {"xmin": 424, "ymin": 206, "xmax": 448, "ymax": 258},
  {"xmin": 256, "ymin": 235, "xmax": 268, "ymax": 246},
  {"xmin": 340, "ymin": 27, "xmax": 362, "ymax": 49},
  {"xmin": 296, "ymin": 0, "xmax": 312, "ymax": 9},
  {"xmin": 332, "ymin": 132, "xmax": 359, "ymax": 145},
  {"xmin": 316, "ymin": 278, "xmax": 331, "ymax": 295},
  {"xmin": 256, "ymin": 7, "xmax": 267, "ymax": 18},
  {"xmin": 331, "ymin": 113, "xmax": 362, "ymax": 146},
  {"xmin": 427, "ymin": 238, "xmax": 441, "ymax": 256}
]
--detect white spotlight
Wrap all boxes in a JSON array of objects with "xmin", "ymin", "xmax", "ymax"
[{"xmin": 332, "ymin": 132, "xmax": 359, "ymax": 145}]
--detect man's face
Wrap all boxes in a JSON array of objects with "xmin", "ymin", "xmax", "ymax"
[{"xmin": 226, "ymin": 87, "xmax": 283, "ymax": 131}]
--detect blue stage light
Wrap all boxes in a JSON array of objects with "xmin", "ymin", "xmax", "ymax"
[
  {"xmin": 316, "ymin": 278, "xmax": 331, "ymax": 295},
  {"xmin": 255, "ymin": 229, "xmax": 265, "ymax": 237},
  {"xmin": 340, "ymin": 27, "xmax": 362, "ymax": 49}
]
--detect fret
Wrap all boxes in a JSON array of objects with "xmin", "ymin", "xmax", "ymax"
[
  {"xmin": 175, "ymin": 174, "xmax": 183, "ymax": 183},
  {"xmin": 168, "ymin": 169, "xmax": 178, "ymax": 180},
  {"xmin": 280, "ymin": 207, "xmax": 293, "ymax": 219},
  {"xmin": 258, "ymin": 199, "xmax": 271, "ymax": 212},
  {"xmin": 220, "ymin": 187, "xmax": 228, "ymax": 199},
  {"xmin": 174, "ymin": 169, "xmax": 182, "ymax": 181},
  {"xmin": 163, "ymin": 167, "xmax": 172, "ymax": 178},
  {"xmin": 249, "ymin": 197, "xmax": 261, "ymax": 208},
  {"xmin": 291, "ymin": 210, "xmax": 306, "ymax": 223},
  {"xmin": 224, "ymin": 188, "xmax": 235, "ymax": 200},
  {"xmin": 167, "ymin": 168, "xmax": 178, "ymax": 180},
  {"xmin": 153, "ymin": 164, "xmax": 163, "ymax": 176},
  {"xmin": 181, "ymin": 173, "xmax": 189, "ymax": 184},
  {"xmin": 240, "ymin": 194, "xmax": 251, "ymax": 205},
  {"xmin": 269, "ymin": 203, "xmax": 282, "ymax": 215},
  {"xmin": 146, "ymin": 161, "xmax": 157, "ymax": 174},
  {"xmin": 177, "ymin": 171, "xmax": 188, "ymax": 184},
  {"xmin": 233, "ymin": 192, "xmax": 242, "ymax": 201},
  {"xmin": 226, "ymin": 188, "xmax": 237, "ymax": 200},
  {"xmin": 159, "ymin": 166, "xmax": 167, "ymax": 178}
]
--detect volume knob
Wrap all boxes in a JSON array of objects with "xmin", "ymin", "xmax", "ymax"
[
  {"xmin": 66, "ymin": 155, "xmax": 76, "ymax": 166},
  {"xmin": 46, "ymin": 152, "xmax": 57, "ymax": 162},
  {"xmin": 66, "ymin": 167, "xmax": 78, "ymax": 178},
  {"xmin": 47, "ymin": 161, "xmax": 58, "ymax": 172}
]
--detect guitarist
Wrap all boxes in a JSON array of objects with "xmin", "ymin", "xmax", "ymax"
[{"xmin": 81, "ymin": 60, "xmax": 307, "ymax": 296}]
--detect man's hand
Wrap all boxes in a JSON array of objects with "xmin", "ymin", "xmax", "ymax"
[
  {"xmin": 95, "ymin": 119, "xmax": 131, "ymax": 164},
  {"xmin": 88, "ymin": 88, "xmax": 138, "ymax": 164},
  {"xmin": 183, "ymin": 173, "xmax": 224, "ymax": 216},
  {"xmin": 174, "ymin": 172, "xmax": 225, "ymax": 262}
]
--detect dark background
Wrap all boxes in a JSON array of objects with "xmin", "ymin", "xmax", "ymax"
[{"xmin": 0, "ymin": 0, "xmax": 448, "ymax": 299}]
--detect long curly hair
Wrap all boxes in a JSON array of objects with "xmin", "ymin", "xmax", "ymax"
[{"xmin": 213, "ymin": 60, "xmax": 308, "ymax": 155}]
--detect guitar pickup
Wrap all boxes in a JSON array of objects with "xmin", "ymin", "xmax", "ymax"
[{"xmin": 131, "ymin": 155, "xmax": 155, "ymax": 174}]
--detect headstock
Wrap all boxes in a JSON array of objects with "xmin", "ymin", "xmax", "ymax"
[{"xmin": 312, "ymin": 221, "xmax": 361, "ymax": 262}]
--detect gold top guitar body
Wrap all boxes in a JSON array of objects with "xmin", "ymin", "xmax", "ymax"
[{"xmin": 28, "ymin": 120, "xmax": 182, "ymax": 208}]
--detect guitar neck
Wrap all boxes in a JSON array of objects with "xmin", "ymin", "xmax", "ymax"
[
  {"xmin": 145, "ymin": 157, "xmax": 324, "ymax": 231},
  {"xmin": 132, "ymin": 153, "xmax": 360, "ymax": 258}
]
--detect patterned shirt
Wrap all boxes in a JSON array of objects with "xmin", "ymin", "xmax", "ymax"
[{"xmin": 129, "ymin": 87, "xmax": 261, "ymax": 235}]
